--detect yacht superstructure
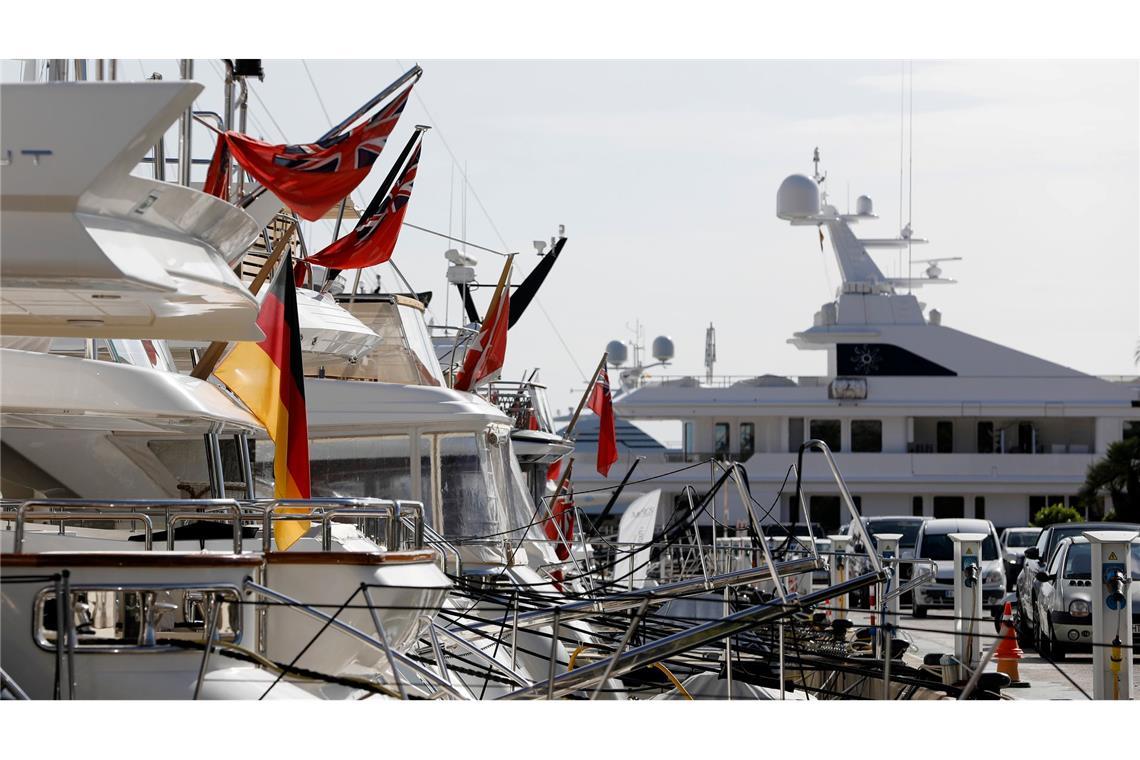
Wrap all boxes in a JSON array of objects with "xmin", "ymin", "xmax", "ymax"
[{"xmin": 568, "ymin": 154, "xmax": 1140, "ymax": 535}]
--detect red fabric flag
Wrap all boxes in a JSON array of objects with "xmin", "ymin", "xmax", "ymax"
[
  {"xmin": 587, "ymin": 367, "xmax": 618, "ymax": 477},
  {"xmin": 545, "ymin": 457, "xmax": 562, "ymax": 483},
  {"xmin": 304, "ymin": 145, "xmax": 421, "ymax": 270},
  {"xmin": 453, "ymin": 261, "xmax": 511, "ymax": 392},
  {"xmin": 544, "ymin": 461, "xmax": 575, "ymax": 561},
  {"xmin": 203, "ymin": 85, "xmax": 413, "ymax": 221}
]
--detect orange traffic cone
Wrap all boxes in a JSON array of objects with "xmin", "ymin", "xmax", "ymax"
[{"xmin": 995, "ymin": 601, "xmax": 1026, "ymax": 685}]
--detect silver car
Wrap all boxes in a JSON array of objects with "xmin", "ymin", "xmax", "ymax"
[
  {"xmin": 912, "ymin": 518, "xmax": 1005, "ymax": 618},
  {"xmin": 1000, "ymin": 527, "xmax": 1041, "ymax": 592},
  {"xmin": 1033, "ymin": 536, "xmax": 1140, "ymax": 660}
]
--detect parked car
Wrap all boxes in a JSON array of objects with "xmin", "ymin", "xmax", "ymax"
[
  {"xmin": 1033, "ymin": 536, "xmax": 1140, "ymax": 659},
  {"xmin": 1014, "ymin": 521, "xmax": 1140, "ymax": 644},
  {"xmin": 911, "ymin": 518, "xmax": 1004, "ymax": 618},
  {"xmin": 1000, "ymin": 527, "xmax": 1042, "ymax": 591},
  {"xmin": 843, "ymin": 516, "xmax": 928, "ymax": 606}
]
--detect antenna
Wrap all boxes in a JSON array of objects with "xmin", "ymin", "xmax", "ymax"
[{"xmin": 705, "ymin": 322, "xmax": 716, "ymax": 384}]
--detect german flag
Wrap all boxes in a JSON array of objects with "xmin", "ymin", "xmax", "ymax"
[{"xmin": 214, "ymin": 257, "xmax": 311, "ymax": 550}]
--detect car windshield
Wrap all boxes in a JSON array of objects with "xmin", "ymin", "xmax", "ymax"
[
  {"xmin": 866, "ymin": 520, "xmax": 922, "ymax": 547},
  {"xmin": 1063, "ymin": 544, "xmax": 1092, "ymax": 579},
  {"xmin": 919, "ymin": 533, "xmax": 999, "ymax": 561},
  {"xmin": 1005, "ymin": 530, "xmax": 1041, "ymax": 548}
]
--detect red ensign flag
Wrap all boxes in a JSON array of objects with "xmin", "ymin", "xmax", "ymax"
[
  {"xmin": 305, "ymin": 144, "xmax": 421, "ymax": 270},
  {"xmin": 453, "ymin": 260, "xmax": 512, "ymax": 392},
  {"xmin": 588, "ymin": 367, "xmax": 618, "ymax": 477},
  {"xmin": 214, "ymin": 259, "xmax": 311, "ymax": 550},
  {"xmin": 203, "ymin": 85, "xmax": 413, "ymax": 221}
]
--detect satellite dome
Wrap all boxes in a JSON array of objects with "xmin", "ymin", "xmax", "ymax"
[
  {"xmin": 776, "ymin": 174, "xmax": 820, "ymax": 220},
  {"xmin": 856, "ymin": 195, "xmax": 873, "ymax": 216},
  {"xmin": 606, "ymin": 340, "xmax": 628, "ymax": 366},
  {"xmin": 651, "ymin": 335, "xmax": 675, "ymax": 363}
]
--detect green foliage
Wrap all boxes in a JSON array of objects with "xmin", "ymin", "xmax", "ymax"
[
  {"xmin": 1077, "ymin": 437, "xmax": 1140, "ymax": 523},
  {"xmin": 1031, "ymin": 503, "xmax": 1082, "ymax": 528}
]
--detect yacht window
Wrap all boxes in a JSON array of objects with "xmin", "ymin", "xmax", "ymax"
[
  {"xmin": 936, "ymin": 421, "xmax": 953, "ymax": 453},
  {"xmin": 788, "ymin": 417, "xmax": 804, "ymax": 453},
  {"xmin": 809, "ymin": 496, "xmax": 841, "ymax": 535},
  {"xmin": 108, "ymin": 339, "xmax": 176, "ymax": 372},
  {"xmin": 912, "ymin": 496, "xmax": 924, "ymax": 517},
  {"xmin": 974, "ymin": 496, "xmax": 986, "ymax": 520},
  {"xmin": 932, "ymin": 496, "xmax": 964, "ymax": 519},
  {"xmin": 977, "ymin": 422, "xmax": 994, "ymax": 453},
  {"xmin": 809, "ymin": 419, "xmax": 841, "ymax": 453},
  {"xmin": 739, "ymin": 423, "xmax": 755, "ymax": 460},
  {"xmin": 437, "ymin": 432, "xmax": 509, "ymax": 539},
  {"xmin": 37, "ymin": 587, "xmax": 241, "ymax": 651},
  {"xmin": 305, "ymin": 435, "xmax": 412, "ymax": 500},
  {"xmin": 714, "ymin": 423, "xmax": 730, "ymax": 458},
  {"xmin": 397, "ymin": 303, "xmax": 445, "ymax": 386},
  {"xmin": 683, "ymin": 421, "xmax": 695, "ymax": 458},
  {"xmin": 851, "ymin": 420, "xmax": 882, "ymax": 453},
  {"xmin": 420, "ymin": 434, "xmax": 435, "ymax": 528}
]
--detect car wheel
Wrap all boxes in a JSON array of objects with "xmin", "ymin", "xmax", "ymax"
[
  {"xmin": 1050, "ymin": 629, "xmax": 1067, "ymax": 661},
  {"xmin": 1039, "ymin": 619, "xmax": 1053, "ymax": 656},
  {"xmin": 1015, "ymin": 603, "xmax": 1033, "ymax": 646},
  {"xmin": 912, "ymin": 605, "xmax": 927, "ymax": 618}
]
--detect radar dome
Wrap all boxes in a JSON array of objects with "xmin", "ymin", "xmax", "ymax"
[
  {"xmin": 776, "ymin": 174, "xmax": 820, "ymax": 220},
  {"xmin": 856, "ymin": 195, "xmax": 873, "ymax": 216},
  {"xmin": 606, "ymin": 340, "xmax": 629, "ymax": 366},
  {"xmin": 651, "ymin": 335, "xmax": 675, "ymax": 363}
]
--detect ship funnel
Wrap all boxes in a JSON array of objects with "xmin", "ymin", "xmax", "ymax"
[{"xmin": 776, "ymin": 174, "xmax": 820, "ymax": 220}]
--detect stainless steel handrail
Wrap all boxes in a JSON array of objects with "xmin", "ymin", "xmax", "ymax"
[
  {"xmin": 500, "ymin": 569, "xmax": 885, "ymax": 700},
  {"xmin": 796, "ymin": 439, "xmax": 883, "ymax": 575},
  {"xmin": 166, "ymin": 504, "xmax": 245, "ymax": 553},
  {"xmin": 243, "ymin": 579, "xmax": 467, "ymax": 700},
  {"xmin": 10, "ymin": 511, "xmax": 154, "ymax": 553}
]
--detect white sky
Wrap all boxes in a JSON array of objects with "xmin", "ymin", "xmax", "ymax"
[{"xmin": 4, "ymin": 59, "xmax": 1137, "ymax": 418}]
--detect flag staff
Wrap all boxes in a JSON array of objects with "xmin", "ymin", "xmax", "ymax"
[
  {"xmin": 563, "ymin": 352, "xmax": 608, "ymax": 440},
  {"xmin": 319, "ymin": 124, "xmax": 431, "ymax": 295},
  {"xmin": 190, "ymin": 222, "xmax": 298, "ymax": 379}
]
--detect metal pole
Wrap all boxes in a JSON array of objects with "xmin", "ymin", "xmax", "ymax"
[
  {"xmin": 589, "ymin": 598, "xmax": 649, "ymax": 700},
  {"xmin": 73, "ymin": 59, "xmax": 86, "ymax": 81},
  {"xmin": 237, "ymin": 432, "xmax": 255, "ymax": 500},
  {"xmin": 547, "ymin": 609, "xmax": 560, "ymax": 700},
  {"xmin": 222, "ymin": 60, "xmax": 235, "ymax": 131},
  {"xmin": 317, "ymin": 65, "xmax": 422, "ymax": 143},
  {"xmin": 236, "ymin": 78, "xmax": 249, "ymax": 197},
  {"xmin": 148, "ymin": 73, "xmax": 166, "ymax": 181},
  {"xmin": 360, "ymin": 585, "xmax": 408, "ymax": 700},
  {"xmin": 95, "ymin": 59, "xmax": 104, "ymax": 81},
  {"xmin": 178, "ymin": 59, "xmax": 194, "ymax": 187},
  {"xmin": 47, "ymin": 59, "xmax": 67, "ymax": 82},
  {"xmin": 108, "ymin": 59, "xmax": 117, "ymax": 81},
  {"xmin": 193, "ymin": 595, "xmax": 222, "ymax": 700},
  {"xmin": 62, "ymin": 570, "xmax": 75, "ymax": 700},
  {"xmin": 53, "ymin": 573, "xmax": 64, "ymax": 699}
]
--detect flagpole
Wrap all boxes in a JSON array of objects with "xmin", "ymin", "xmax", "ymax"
[
  {"xmin": 563, "ymin": 352, "xmax": 608, "ymax": 441},
  {"xmin": 190, "ymin": 221, "xmax": 297, "ymax": 380},
  {"xmin": 319, "ymin": 125, "xmax": 430, "ymax": 295},
  {"xmin": 317, "ymin": 66, "xmax": 422, "ymax": 143}
]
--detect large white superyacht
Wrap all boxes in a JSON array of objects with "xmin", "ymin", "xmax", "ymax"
[{"xmin": 568, "ymin": 152, "xmax": 1140, "ymax": 536}]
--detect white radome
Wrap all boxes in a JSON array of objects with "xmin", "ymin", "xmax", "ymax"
[
  {"xmin": 606, "ymin": 340, "xmax": 629, "ymax": 366},
  {"xmin": 651, "ymin": 335, "xmax": 675, "ymax": 363},
  {"xmin": 856, "ymin": 194, "xmax": 874, "ymax": 216},
  {"xmin": 776, "ymin": 174, "xmax": 820, "ymax": 220}
]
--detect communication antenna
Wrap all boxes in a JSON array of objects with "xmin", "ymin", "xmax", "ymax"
[{"xmin": 705, "ymin": 322, "xmax": 716, "ymax": 384}]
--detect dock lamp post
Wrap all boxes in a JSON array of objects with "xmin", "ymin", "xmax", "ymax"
[
  {"xmin": 950, "ymin": 533, "xmax": 987, "ymax": 670},
  {"xmin": 828, "ymin": 534, "xmax": 851, "ymax": 620},
  {"xmin": 1083, "ymin": 530, "xmax": 1136, "ymax": 701}
]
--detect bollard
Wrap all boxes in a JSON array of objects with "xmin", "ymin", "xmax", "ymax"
[
  {"xmin": 1083, "ymin": 530, "xmax": 1136, "ymax": 701},
  {"xmin": 950, "ymin": 533, "xmax": 987, "ymax": 669},
  {"xmin": 828, "ymin": 534, "xmax": 851, "ymax": 620}
]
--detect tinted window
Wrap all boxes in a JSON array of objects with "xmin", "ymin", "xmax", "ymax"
[
  {"xmin": 1004, "ymin": 530, "xmax": 1040, "ymax": 548},
  {"xmin": 866, "ymin": 520, "xmax": 922, "ymax": 547},
  {"xmin": 810, "ymin": 419, "xmax": 841, "ymax": 452},
  {"xmin": 933, "ymin": 496, "xmax": 964, "ymax": 519},
  {"xmin": 851, "ymin": 420, "xmax": 882, "ymax": 453},
  {"xmin": 1062, "ymin": 544, "xmax": 1091, "ymax": 579},
  {"xmin": 739, "ymin": 423, "xmax": 755, "ymax": 460},
  {"xmin": 714, "ymin": 423, "xmax": 729, "ymax": 457},
  {"xmin": 919, "ymin": 532, "xmax": 999, "ymax": 561}
]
